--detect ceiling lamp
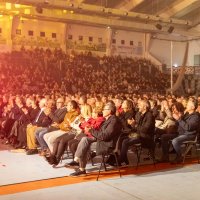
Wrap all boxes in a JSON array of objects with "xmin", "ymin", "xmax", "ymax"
[
  {"xmin": 155, "ymin": 24, "xmax": 162, "ymax": 30},
  {"xmin": 168, "ymin": 26, "xmax": 174, "ymax": 33}
]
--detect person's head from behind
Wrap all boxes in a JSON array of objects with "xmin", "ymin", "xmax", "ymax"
[{"xmin": 102, "ymin": 102, "xmax": 116, "ymax": 118}]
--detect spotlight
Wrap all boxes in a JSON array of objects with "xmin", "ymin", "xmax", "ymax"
[
  {"xmin": 36, "ymin": 5, "xmax": 43, "ymax": 14},
  {"xmin": 155, "ymin": 24, "xmax": 162, "ymax": 30},
  {"xmin": 168, "ymin": 26, "xmax": 174, "ymax": 33}
]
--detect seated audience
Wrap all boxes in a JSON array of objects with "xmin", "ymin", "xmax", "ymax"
[
  {"xmin": 119, "ymin": 99, "xmax": 155, "ymax": 166},
  {"xmin": 67, "ymin": 102, "xmax": 121, "ymax": 177},
  {"xmin": 43, "ymin": 100, "xmax": 79, "ymax": 152},
  {"xmin": 171, "ymin": 100, "xmax": 199, "ymax": 163}
]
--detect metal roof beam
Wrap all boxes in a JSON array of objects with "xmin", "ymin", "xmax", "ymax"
[
  {"xmin": 157, "ymin": 0, "xmax": 198, "ymax": 18},
  {"xmin": 115, "ymin": 0, "xmax": 144, "ymax": 11},
  {"xmin": 3, "ymin": 0, "xmax": 191, "ymax": 26}
]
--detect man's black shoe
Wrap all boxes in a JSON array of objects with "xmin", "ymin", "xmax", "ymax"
[
  {"xmin": 26, "ymin": 149, "xmax": 38, "ymax": 155},
  {"xmin": 169, "ymin": 148, "xmax": 176, "ymax": 154},
  {"xmin": 90, "ymin": 151, "xmax": 96, "ymax": 159},
  {"xmin": 65, "ymin": 161, "xmax": 79, "ymax": 168},
  {"xmin": 69, "ymin": 169, "xmax": 86, "ymax": 177}
]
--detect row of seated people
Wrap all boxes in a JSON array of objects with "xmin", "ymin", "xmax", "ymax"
[
  {"xmin": 0, "ymin": 93, "xmax": 199, "ymax": 177},
  {"xmin": 46, "ymin": 97, "xmax": 200, "ymax": 176}
]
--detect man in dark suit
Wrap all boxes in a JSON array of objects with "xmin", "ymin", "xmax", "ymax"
[
  {"xmin": 35, "ymin": 97, "xmax": 67, "ymax": 156},
  {"xmin": 26, "ymin": 99, "xmax": 54, "ymax": 155},
  {"xmin": 67, "ymin": 102, "xmax": 121, "ymax": 177},
  {"xmin": 119, "ymin": 99, "xmax": 155, "ymax": 166}
]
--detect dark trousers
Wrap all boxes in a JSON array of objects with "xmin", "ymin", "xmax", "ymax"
[
  {"xmin": 2, "ymin": 118, "xmax": 15, "ymax": 137},
  {"xmin": 68, "ymin": 139, "xmax": 79, "ymax": 156},
  {"xmin": 52, "ymin": 133, "xmax": 75, "ymax": 160},
  {"xmin": 161, "ymin": 133, "xmax": 177, "ymax": 159},
  {"xmin": 17, "ymin": 124, "xmax": 28, "ymax": 146},
  {"xmin": 120, "ymin": 136, "xmax": 155, "ymax": 164}
]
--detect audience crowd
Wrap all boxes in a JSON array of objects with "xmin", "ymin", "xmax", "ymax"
[
  {"xmin": 0, "ymin": 47, "xmax": 199, "ymax": 177},
  {"xmin": 0, "ymin": 47, "xmax": 170, "ymax": 95}
]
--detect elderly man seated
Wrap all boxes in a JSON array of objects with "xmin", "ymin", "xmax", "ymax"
[
  {"xmin": 66, "ymin": 102, "xmax": 121, "ymax": 177},
  {"xmin": 171, "ymin": 99, "xmax": 199, "ymax": 164},
  {"xmin": 119, "ymin": 99, "xmax": 155, "ymax": 166}
]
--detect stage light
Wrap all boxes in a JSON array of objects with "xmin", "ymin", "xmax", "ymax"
[
  {"xmin": 24, "ymin": 9, "xmax": 31, "ymax": 15},
  {"xmin": 155, "ymin": 24, "xmax": 162, "ymax": 30},
  {"xmin": 168, "ymin": 26, "xmax": 174, "ymax": 33},
  {"xmin": 6, "ymin": 3, "xmax": 12, "ymax": 10},
  {"xmin": 15, "ymin": 4, "xmax": 21, "ymax": 8}
]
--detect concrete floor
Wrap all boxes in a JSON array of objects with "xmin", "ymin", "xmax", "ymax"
[
  {"xmin": 1, "ymin": 139, "xmax": 200, "ymax": 200},
  {"xmin": 1, "ymin": 164, "xmax": 200, "ymax": 200}
]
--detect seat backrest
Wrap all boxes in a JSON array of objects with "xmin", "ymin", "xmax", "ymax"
[{"xmin": 113, "ymin": 133, "xmax": 123, "ymax": 154}]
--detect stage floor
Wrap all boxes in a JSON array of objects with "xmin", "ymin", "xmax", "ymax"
[{"xmin": 1, "ymin": 140, "xmax": 200, "ymax": 200}]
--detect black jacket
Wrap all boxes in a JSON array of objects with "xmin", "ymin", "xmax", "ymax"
[
  {"xmin": 119, "ymin": 110, "xmax": 135, "ymax": 134},
  {"xmin": 91, "ymin": 115, "xmax": 122, "ymax": 155},
  {"xmin": 48, "ymin": 107, "xmax": 67, "ymax": 124},
  {"xmin": 135, "ymin": 111, "xmax": 155, "ymax": 139},
  {"xmin": 32, "ymin": 111, "xmax": 52, "ymax": 127}
]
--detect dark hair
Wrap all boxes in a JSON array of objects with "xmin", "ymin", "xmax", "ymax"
[
  {"xmin": 70, "ymin": 100, "xmax": 79, "ymax": 110},
  {"xmin": 107, "ymin": 100, "xmax": 115, "ymax": 105},
  {"xmin": 172, "ymin": 102, "xmax": 184, "ymax": 113}
]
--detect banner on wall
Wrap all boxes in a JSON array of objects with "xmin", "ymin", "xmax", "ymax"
[
  {"xmin": 111, "ymin": 41, "xmax": 143, "ymax": 56},
  {"xmin": 66, "ymin": 40, "xmax": 106, "ymax": 52},
  {"xmin": 12, "ymin": 36, "xmax": 60, "ymax": 48}
]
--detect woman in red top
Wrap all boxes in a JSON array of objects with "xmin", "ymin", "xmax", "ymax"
[
  {"xmin": 68, "ymin": 107, "xmax": 105, "ymax": 159},
  {"xmin": 46, "ymin": 107, "xmax": 105, "ymax": 166}
]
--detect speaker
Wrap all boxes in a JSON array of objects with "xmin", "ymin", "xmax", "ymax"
[
  {"xmin": 155, "ymin": 24, "xmax": 162, "ymax": 30},
  {"xmin": 168, "ymin": 26, "xmax": 174, "ymax": 33},
  {"xmin": 36, "ymin": 5, "xmax": 43, "ymax": 14}
]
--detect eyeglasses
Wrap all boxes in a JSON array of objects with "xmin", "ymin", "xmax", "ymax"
[{"xmin": 103, "ymin": 108, "xmax": 110, "ymax": 111}]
